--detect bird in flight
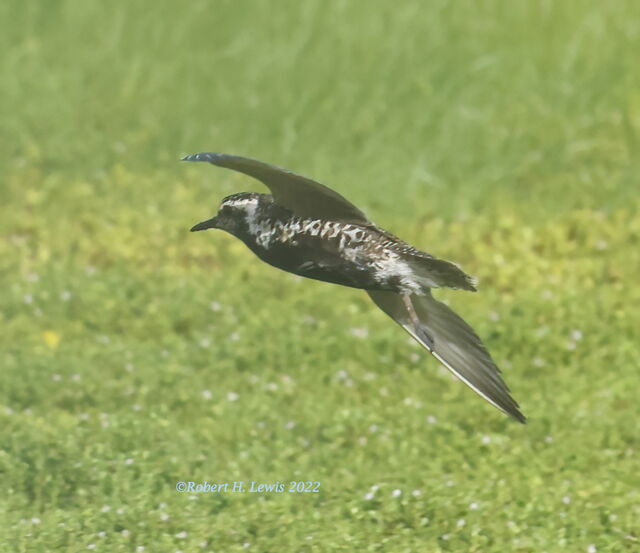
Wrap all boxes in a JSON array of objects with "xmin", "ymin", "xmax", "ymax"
[{"xmin": 185, "ymin": 153, "xmax": 526, "ymax": 423}]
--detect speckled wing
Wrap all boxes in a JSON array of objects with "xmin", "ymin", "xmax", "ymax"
[
  {"xmin": 182, "ymin": 152, "xmax": 370, "ymax": 224},
  {"xmin": 367, "ymin": 290, "xmax": 526, "ymax": 423}
]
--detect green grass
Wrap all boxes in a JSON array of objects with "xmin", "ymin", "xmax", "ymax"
[{"xmin": 1, "ymin": 1, "xmax": 639, "ymax": 551}]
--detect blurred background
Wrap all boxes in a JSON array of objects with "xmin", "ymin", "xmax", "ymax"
[{"xmin": 1, "ymin": 1, "xmax": 638, "ymax": 551}]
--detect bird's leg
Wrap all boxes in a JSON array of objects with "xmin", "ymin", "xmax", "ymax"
[
  {"xmin": 402, "ymin": 294, "xmax": 420, "ymax": 328},
  {"xmin": 402, "ymin": 294, "xmax": 435, "ymax": 350}
]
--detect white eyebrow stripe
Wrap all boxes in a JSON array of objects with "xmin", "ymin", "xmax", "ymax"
[{"xmin": 224, "ymin": 197, "xmax": 257, "ymax": 207}]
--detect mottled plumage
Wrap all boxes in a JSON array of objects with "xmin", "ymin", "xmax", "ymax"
[{"xmin": 186, "ymin": 153, "xmax": 525, "ymax": 423}]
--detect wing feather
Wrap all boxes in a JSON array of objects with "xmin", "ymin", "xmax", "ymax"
[
  {"xmin": 367, "ymin": 290, "xmax": 526, "ymax": 423},
  {"xmin": 182, "ymin": 152, "xmax": 369, "ymax": 223}
]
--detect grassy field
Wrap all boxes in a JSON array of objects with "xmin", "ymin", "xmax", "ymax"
[{"xmin": 1, "ymin": 1, "xmax": 639, "ymax": 551}]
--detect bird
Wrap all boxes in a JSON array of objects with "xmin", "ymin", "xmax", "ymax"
[{"xmin": 185, "ymin": 152, "xmax": 526, "ymax": 423}]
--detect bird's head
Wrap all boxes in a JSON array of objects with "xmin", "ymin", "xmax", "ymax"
[{"xmin": 190, "ymin": 193, "xmax": 263, "ymax": 236}]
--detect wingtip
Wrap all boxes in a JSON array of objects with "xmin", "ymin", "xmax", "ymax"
[
  {"xmin": 181, "ymin": 152, "xmax": 216, "ymax": 162},
  {"xmin": 511, "ymin": 410, "xmax": 527, "ymax": 424}
]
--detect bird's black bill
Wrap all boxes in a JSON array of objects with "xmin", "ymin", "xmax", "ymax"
[{"xmin": 190, "ymin": 217, "xmax": 218, "ymax": 232}]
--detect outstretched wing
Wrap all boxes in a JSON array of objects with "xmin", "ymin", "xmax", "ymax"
[
  {"xmin": 367, "ymin": 290, "xmax": 526, "ymax": 423},
  {"xmin": 182, "ymin": 152, "xmax": 369, "ymax": 224}
]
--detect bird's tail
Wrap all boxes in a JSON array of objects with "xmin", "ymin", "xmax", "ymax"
[
  {"xmin": 367, "ymin": 289, "xmax": 526, "ymax": 423},
  {"xmin": 407, "ymin": 255, "xmax": 478, "ymax": 292}
]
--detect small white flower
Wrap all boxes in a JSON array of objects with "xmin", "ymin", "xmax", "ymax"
[
  {"xmin": 97, "ymin": 531, "xmax": 106, "ymax": 537},
  {"xmin": 199, "ymin": 338, "xmax": 211, "ymax": 348},
  {"xmin": 24, "ymin": 294, "xmax": 33, "ymax": 304},
  {"xmin": 229, "ymin": 332, "xmax": 240, "ymax": 342},
  {"xmin": 391, "ymin": 489, "xmax": 402, "ymax": 498},
  {"xmin": 445, "ymin": 480, "xmax": 455, "ymax": 487},
  {"xmin": 609, "ymin": 514, "xmax": 617, "ymax": 522},
  {"xmin": 457, "ymin": 519, "xmax": 466, "ymax": 528},
  {"xmin": 136, "ymin": 547, "xmax": 145, "ymax": 552},
  {"xmin": 562, "ymin": 495, "xmax": 571, "ymax": 505},
  {"xmin": 571, "ymin": 330, "xmax": 583, "ymax": 341},
  {"xmin": 132, "ymin": 404, "xmax": 142, "ymax": 412},
  {"xmin": 160, "ymin": 513, "xmax": 169, "ymax": 521},
  {"xmin": 87, "ymin": 544, "xmax": 96, "ymax": 550},
  {"xmin": 566, "ymin": 341, "xmax": 577, "ymax": 351},
  {"xmin": 71, "ymin": 373, "xmax": 81, "ymax": 382},
  {"xmin": 488, "ymin": 311, "xmax": 500, "ymax": 322},
  {"xmin": 116, "ymin": 508, "xmax": 125, "ymax": 515},
  {"xmin": 201, "ymin": 390, "xmax": 213, "ymax": 400},
  {"xmin": 243, "ymin": 543, "xmax": 251, "ymax": 549},
  {"xmin": 210, "ymin": 301, "xmax": 221, "ymax": 311},
  {"xmin": 175, "ymin": 531, "xmax": 187, "ymax": 539},
  {"xmin": 545, "ymin": 435, "xmax": 554, "ymax": 443},
  {"xmin": 284, "ymin": 420, "xmax": 296, "ymax": 430},
  {"xmin": 426, "ymin": 415, "xmax": 438, "ymax": 425},
  {"xmin": 370, "ymin": 485, "xmax": 379, "ymax": 492},
  {"xmin": 31, "ymin": 517, "xmax": 41, "ymax": 524},
  {"xmin": 121, "ymin": 529, "xmax": 129, "ymax": 537},
  {"xmin": 532, "ymin": 357, "xmax": 545, "ymax": 367},
  {"xmin": 481, "ymin": 435, "xmax": 492, "ymax": 445},
  {"xmin": 368, "ymin": 424, "xmax": 378, "ymax": 433},
  {"xmin": 412, "ymin": 489, "xmax": 422, "ymax": 497},
  {"xmin": 101, "ymin": 505, "xmax": 110, "ymax": 513},
  {"xmin": 199, "ymin": 541, "xmax": 208, "ymax": 549},
  {"xmin": 587, "ymin": 545, "xmax": 596, "ymax": 553},
  {"xmin": 349, "ymin": 327, "xmax": 369, "ymax": 339},
  {"xmin": 227, "ymin": 392, "xmax": 239, "ymax": 402},
  {"xmin": 61, "ymin": 290, "xmax": 72, "ymax": 301},
  {"xmin": 301, "ymin": 314, "xmax": 316, "ymax": 324},
  {"xmin": 441, "ymin": 533, "xmax": 450, "ymax": 541},
  {"xmin": 595, "ymin": 240, "xmax": 608, "ymax": 250},
  {"xmin": 52, "ymin": 373, "xmax": 61, "ymax": 382},
  {"xmin": 335, "ymin": 370, "xmax": 349, "ymax": 380},
  {"xmin": 469, "ymin": 502, "xmax": 479, "ymax": 510},
  {"xmin": 124, "ymin": 458, "xmax": 134, "ymax": 465},
  {"xmin": 364, "ymin": 492, "xmax": 375, "ymax": 500}
]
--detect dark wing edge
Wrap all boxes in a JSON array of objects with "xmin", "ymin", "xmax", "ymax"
[
  {"xmin": 367, "ymin": 290, "xmax": 526, "ymax": 423},
  {"xmin": 182, "ymin": 152, "xmax": 369, "ymax": 224}
]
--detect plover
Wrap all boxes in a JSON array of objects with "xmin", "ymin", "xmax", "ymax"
[{"xmin": 186, "ymin": 153, "xmax": 525, "ymax": 423}]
